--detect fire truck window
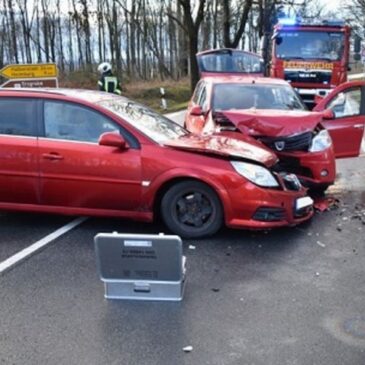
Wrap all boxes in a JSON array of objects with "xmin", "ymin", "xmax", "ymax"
[
  {"xmin": 327, "ymin": 89, "xmax": 361, "ymax": 118},
  {"xmin": 276, "ymin": 31, "xmax": 344, "ymax": 61}
]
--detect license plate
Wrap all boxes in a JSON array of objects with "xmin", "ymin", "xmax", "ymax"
[{"xmin": 296, "ymin": 196, "xmax": 313, "ymax": 210}]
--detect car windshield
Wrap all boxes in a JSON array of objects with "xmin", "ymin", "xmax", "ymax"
[
  {"xmin": 212, "ymin": 83, "xmax": 306, "ymax": 111},
  {"xmin": 98, "ymin": 98, "xmax": 188, "ymax": 143},
  {"xmin": 275, "ymin": 31, "xmax": 344, "ymax": 61}
]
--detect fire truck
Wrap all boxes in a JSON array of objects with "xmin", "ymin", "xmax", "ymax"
[{"xmin": 271, "ymin": 19, "xmax": 361, "ymax": 109}]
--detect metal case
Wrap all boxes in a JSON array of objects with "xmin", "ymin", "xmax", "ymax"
[{"xmin": 94, "ymin": 233, "xmax": 186, "ymax": 301}]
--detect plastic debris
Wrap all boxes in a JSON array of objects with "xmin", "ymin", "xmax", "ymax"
[
  {"xmin": 313, "ymin": 197, "xmax": 340, "ymax": 212},
  {"xmin": 183, "ymin": 346, "xmax": 193, "ymax": 353}
]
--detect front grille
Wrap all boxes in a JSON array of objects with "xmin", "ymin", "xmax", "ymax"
[
  {"xmin": 284, "ymin": 71, "xmax": 331, "ymax": 84},
  {"xmin": 259, "ymin": 132, "xmax": 313, "ymax": 152},
  {"xmin": 253, "ymin": 207, "xmax": 286, "ymax": 222},
  {"xmin": 272, "ymin": 157, "xmax": 314, "ymax": 179}
]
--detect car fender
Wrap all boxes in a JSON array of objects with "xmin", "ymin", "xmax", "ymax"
[{"xmin": 142, "ymin": 167, "xmax": 233, "ymax": 220}]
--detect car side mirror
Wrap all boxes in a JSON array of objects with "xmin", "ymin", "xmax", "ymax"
[
  {"xmin": 354, "ymin": 53, "xmax": 361, "ymax": 62},
  {"xmin": 99, "ymin": 132, "xmax": 127, "ymax": 149},
  {"xmin": 190, "ymin": 105, "xmax": 204, "ymax": 116},
  {"xmin": 322, "ymin": 109, "xmax": 335, "ymax": 120},
  {"xmin": 354, "ymin": 34, "xmax": 361, "ymax": 54}
]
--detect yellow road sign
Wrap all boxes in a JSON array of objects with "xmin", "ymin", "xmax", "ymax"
[{"xmin": 0, "ymin": 63, "xmax": 58, "ymax": 79}]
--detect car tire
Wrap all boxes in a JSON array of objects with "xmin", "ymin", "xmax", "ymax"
[{"xmin": 161, "ymin": 180, "xmax": 223, "ymax": 238}]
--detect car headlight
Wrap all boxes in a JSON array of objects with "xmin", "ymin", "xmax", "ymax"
[
  {"xmin": 231, "ymin": 161, "xmax": 279, "ymax": 187},
  {"xmin": 309, "ymin": 129, "xmax": 332, "ymax": 152}
]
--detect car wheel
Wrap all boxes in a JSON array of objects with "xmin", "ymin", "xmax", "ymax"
[{"xmin": 161, "ymin": 181, "xmax": 223, "ymax": 238}]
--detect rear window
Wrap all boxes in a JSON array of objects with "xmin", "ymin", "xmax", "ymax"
[
  {"xmin": 0, "ymin": 98, "xmax": 35, "ymax": 136},
  {"xmin": 198, "ymin": 51, "xmax": 263, "ymax": 74}
]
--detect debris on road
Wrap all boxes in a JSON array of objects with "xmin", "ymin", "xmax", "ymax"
[
  {"xmin": 313, "ymin": 196, "xmax": 340, "ymax": 212},
  {"xmin": 316, "ymin": 241, "xmax": 326, "ymax": 248},
  {"xmin": 183, "ymin": 346, "xmax": 193, "ymax": 353}
]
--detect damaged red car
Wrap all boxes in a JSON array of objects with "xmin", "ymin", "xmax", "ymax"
[
  {"xmin": 0, "ymin": 89, "xmax": 313, "ymax": 238},
  {"xmin": 186, "ymin": 49, "xmax": 365, "ymax": 193}
]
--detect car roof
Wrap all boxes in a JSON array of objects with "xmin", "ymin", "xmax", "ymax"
[
  {"xmin": 0, "ymin": 88, "xmax": 124, "ymax": 104},
  {"xmin": 201, "ymin": 76, "xmax": 290, "ymax": 86}
]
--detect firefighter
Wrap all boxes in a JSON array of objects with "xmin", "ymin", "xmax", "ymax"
[{"xmin": 97, "ymin": 62, "xmax": 122, "ymax": 95}]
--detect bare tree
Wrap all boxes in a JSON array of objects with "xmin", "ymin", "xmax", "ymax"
[{"xmin": 223, "ymin": 0, "xmax": 253, "ymax": 48}]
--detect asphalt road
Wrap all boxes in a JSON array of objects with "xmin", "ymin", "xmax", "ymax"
[{"xmin": 0, "ymin": 111, "xmax": 364, "ymax": 365}]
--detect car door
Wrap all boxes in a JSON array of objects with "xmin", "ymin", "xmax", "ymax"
[
  {"xmin": 38, "ymin": 100, "xmax": 142, "ymax": 213},
  {"xmin": 186, "ymin": 81, "xmax": 209, "ymax": 134},
  {"xmin": 314, "ymin": 82, "xmax": 365, "ymax": 158},
  {"xmin": 0, "ymin": 97, "xmax": 40, "ymax": 205}
]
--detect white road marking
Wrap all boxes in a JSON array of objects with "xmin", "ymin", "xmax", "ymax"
[{"xmin": 0, "ymin": 216, "xmax": 88, "ymax": 275}]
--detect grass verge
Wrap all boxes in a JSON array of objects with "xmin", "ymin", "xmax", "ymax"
[{"xmin": 59, "ymin": 72, "xmax": 191, "ymax": 113}]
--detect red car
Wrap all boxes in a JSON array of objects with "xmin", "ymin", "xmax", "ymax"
[
  {"xmin": 186, "ymin": 69, "xmax": 365, "ymax": 193},
  {"xmin": 0, "ymin": 88, "xmax": 313, "ymax": 238}
]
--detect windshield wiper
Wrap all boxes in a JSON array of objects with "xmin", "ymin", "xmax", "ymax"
[{"xmin": 280, "ymin": 57, "xmax": 305, "ymax": 61}]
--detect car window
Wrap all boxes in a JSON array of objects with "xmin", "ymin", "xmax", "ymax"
[
  {"xmin": 326, "ymin": 88, "xmax": 361, "ymax": 118},
  {"xmin": 212, "ymin": 84, "xmax": 305, "ymax": 111},
  {"xmin": 0, "ymin": 98, "xmax": 35, "ymax": 136},
  {"xmin": 198, "ymin": 86, "xmax": 208, "ymax": 111},
  {"xmin": 98, "ymin": 99, "xmax": 187, "ymax": 143},
  {"xmin": 44, "ymin": 101, "xmax": 120, "ymax": 143},
  {"xmin": 192, "ymin": 81, "xmax": 203, "ymax": 104}
]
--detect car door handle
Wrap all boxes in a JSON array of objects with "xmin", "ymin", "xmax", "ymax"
[{"xmin": 42, "ymin": 153, "xmax": 64, "ymax": 161}]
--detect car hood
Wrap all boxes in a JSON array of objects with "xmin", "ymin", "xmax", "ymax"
[
  {"xmin": 219, "ymin": 109, "xmax": 323, "ymax": 137},
  {"xmin": 163, "ymin": 133, "xmax": 277, "ymax": 167}
]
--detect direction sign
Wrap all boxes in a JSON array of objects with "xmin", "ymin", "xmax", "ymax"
[
  {"xmin": 0, "ymin": 78, "xmax": 58, "ymax": 88},
  {"xmin": 0, "ymin": 63, "xmax": 58, "ymax": 79}
]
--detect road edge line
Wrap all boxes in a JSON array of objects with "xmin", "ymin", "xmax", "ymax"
[{"xmin": 0, "ymin": 216, "xmax": 88, "ymax": 275}]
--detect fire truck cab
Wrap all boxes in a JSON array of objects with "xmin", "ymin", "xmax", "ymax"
[{"xmin": 271, "ymin": 19, "xmax": 355, "ymax": 109}]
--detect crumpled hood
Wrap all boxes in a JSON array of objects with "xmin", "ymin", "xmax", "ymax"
[
  {"xmin": 164, "ymin": 133, "xmax": 277, "ymax": 167},
  {"xmin": 219, "ymin": 109, "xmax": 323, "ymax": 137}
]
